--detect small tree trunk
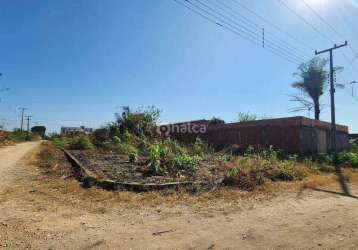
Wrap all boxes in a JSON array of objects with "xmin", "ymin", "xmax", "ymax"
[{"xmin": 314, "ymin": 100, "xmax": 320, "ymax": 120}]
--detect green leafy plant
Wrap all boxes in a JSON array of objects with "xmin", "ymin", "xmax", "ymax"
[
  {"xmin": 68, "ymin": 135, "xmax": 94, "ymax": 150},
  {"xmin": 169, "ymin": 154, "xmax": 202, "ymax": 171},
  {"xmin": 244, "ymin": 145, "xmax": 255, "ymax": 156},
  {"xmin": 261, "ymin": 145, "xmax": 279, "ymax": 161},
  {"xmin": 128, "ymin": 146, "xmax": 138, "ymax": 163},
  {"xmin": 115, "ymin": 106, "xmax": 160, "ymax": 137},
  {"xmin": 52, "ymin": 137, "xmax": 65, "ymax": 149},
  {"xmin": 337, "ymin": 152, "xmax": 358, "ymax": 168},
  {"xmin": 223, "ymin": 166, "xmax": 263, "ymax": 191},
  {"xmin": 192, "ymin": 137, "xmax": 208, "ymax": 156},
  {"xmin": 7, "ymin": 129, "xmax": 28, "ymax": 142},
  {"xmin": 148, "ymin": 143, "xmax": 162, "ymax": 174}
]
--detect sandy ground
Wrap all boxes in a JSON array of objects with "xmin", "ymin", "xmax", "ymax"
[{"xmin": 0, "ymin": 142, "xmax": 358, "ymax": 249}]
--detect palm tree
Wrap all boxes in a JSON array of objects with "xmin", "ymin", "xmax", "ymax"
[{"xmin": 290, "ymin": 58, "xmax": 328, "ymax": 120}]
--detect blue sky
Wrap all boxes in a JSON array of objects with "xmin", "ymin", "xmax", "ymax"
[{"xmin": 1, "ymin": 0, "xmax": 358, "ymax": 133}]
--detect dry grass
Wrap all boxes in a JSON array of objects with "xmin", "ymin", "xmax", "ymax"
[{"xmin": 10, "ymin": 142, "xmax": 357, "ymax": 214}]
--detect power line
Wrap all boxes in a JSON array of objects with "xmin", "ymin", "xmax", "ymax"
[
  {"xmin": 174, "ymin": 0, "xmax": 302, "ymax": 65},
  {"xmin": 277, "ymin": 0, "xmax": 334, "ymax": 44},
  {"xmin": 277, "ymin": 0, "xmax": 358, "ymax": 77},
  {"xmin": 207, "ymin": 0, "xmax": 310, "ymax": 60},
  {"xmin": 302, "ymin": 0, "xmax": 358, "ymax": 68},
  {"xmin": 229, "ymin": 0, "xmax": 315, "ymax": 52},
  {"xmin": 193, "ymin": 0, "xmax": 307, "ymax": 62}
]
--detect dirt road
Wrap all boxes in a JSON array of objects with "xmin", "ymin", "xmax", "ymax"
[
  {"xmin": 0, "ymin": 143, "xmax": 358, "ymax": 249},
  {"xmin": 0, "ymin": 142, "xmax": 41, "ymax": 187}
]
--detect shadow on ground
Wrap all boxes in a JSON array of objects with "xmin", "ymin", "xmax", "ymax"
[{"xmin": 311, "ymin": 165, "xmax": 358, "ymax": 200}]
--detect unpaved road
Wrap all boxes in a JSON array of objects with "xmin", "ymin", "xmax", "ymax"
[
  {"xmin": 0, "ymin": 142, "xmax": 41, "ymax": 187},
  {"xmin": 0, "ymin": 142, "xmax": 358, "ymax": 249}
]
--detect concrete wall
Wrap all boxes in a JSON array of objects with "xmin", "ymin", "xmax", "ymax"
[{"xmin": 299, "ymin": 127, "xmax": 349, "ymax": 154}]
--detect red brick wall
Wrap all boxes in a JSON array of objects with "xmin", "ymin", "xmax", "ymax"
[{"xmin": 161, "ymin": 116, "xmax": 349, "ymax": 154}]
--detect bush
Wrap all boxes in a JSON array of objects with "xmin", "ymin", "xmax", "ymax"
[
  {"xmin": 7, "ymin": 129, "xmax": 28, "ymax": 142},
  {"xmin": 270, "ymin": 163, "xmax": 305, "ymax": 181},
  {"xmin": 271, "ymin": 167, "xmax": 296, "ymax": 181},
  {"xmin": 223, "ymin": 166, "xmax": 264, "ymax": 191},
  {"xmin": 169, "ymin": 154, "xmax": 202, "ymax": 171},
  {"xmin": 192, "ymin": 137, "xmax": 209, "ymax": 156},
  {"xmin": 92, "ymin": 128, "xmax": 110, "ymax": 146},
  {"xmin": 261, "ymin": 145, "xmax": 279, "ymax": 161},
  {"xmin": 68, "ymin": 135, "xmax": 94, "ymax": 150},
  {"xmin": 244, "ymin": 145, "xmax": 255, "ymax": 156},
  {"xmin": 52, "ymin": 137, "xmax": 65, "ymax": 149},
  {"xmin": 115, "ymin": 106, "xmax": 160, "ymax": 137},
  {"xmin": 337, "ymin": 152, "xmax": 358, "ymax": 168},
  {"xmin": 128, "ymin": 146, "xmax": 138, "ymax": 163},
  {"xmin": 148, "ymin": 143, "xmax": 162, "ymax": 174}
]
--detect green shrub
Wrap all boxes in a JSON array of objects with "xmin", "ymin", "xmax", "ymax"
[
  {"xmin": 223, "ymin": 166, "xmax": 263, "ymax": 191},
  {"xmin": 68, "ymin": 135, "xmax": 94, "ymax": 150},
  {"xmin": 7, "ymin": 129, "xmax": 28, "ymax": 142},
  {"xmin": 148, "ymin": 143, "xmax": 162, "ymax": 174},
  {"xmin": 192, "ymin": 137, "xmax": 207, "ymax": 156},
  {"xmin": 169, "ymin": 154, "xmax": 202, "ymax": 171},
  {"xmin": 244, "ymin": 145, "xmax": 255, "ymax": 156},
  {"xmin": 270, "ymin": 163, "xmax": 304, "ymax": 181},
  {"xmin": 128, "ymin": 146, "xmax": 138, "ymax": 163},
  {"xmin": 337, "ymin": 152, "xmax": 358, "ymax": 168},
  {"xmin": 261, "ymin": 145, "xmax": 279, "ymax": 161},
  {"xmin": 115, "ymin": 106, "xmax": 160, "ymax": 137},
  {"xmin": 52, "ymin": 137, "xmax": 65, "ymax": 149},
  {"xmin": 112, "ymin": 136, "xmax": 121, "ymax": 145}
]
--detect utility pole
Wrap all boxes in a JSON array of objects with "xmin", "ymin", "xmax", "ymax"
[
  {"xmin": 19, "ymin": 107, "xmax": 27, "ymax": 131},
  {"xmin": 315, "ymin": 41, "xmax": 348, "ymax": 154},
  {"xmin": 25, "ymin": 115, "xmax": 32, "ymax": 140}
]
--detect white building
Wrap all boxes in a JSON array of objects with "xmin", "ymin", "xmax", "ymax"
[{"xmin": 60, "ymin": 126, "xmax": 93, "ymax": 136}]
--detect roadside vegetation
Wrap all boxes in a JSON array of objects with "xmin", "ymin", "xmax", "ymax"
[
  {"xmin": 0, "ymin": 129, "xmax": 44, "ymax": 147},
  {"xmin": 47, "ymin": 106, "xmax": 358, "ymax": 192}
]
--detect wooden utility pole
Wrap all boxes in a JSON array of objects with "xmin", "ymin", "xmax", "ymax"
[{"xmin": 315, "ymin": 41, "xmax": 348, "ymax": 154}]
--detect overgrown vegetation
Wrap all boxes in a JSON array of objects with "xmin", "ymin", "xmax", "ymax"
[{"xmin": 48, "ymin": 106, "xmax": 358, "ymax": 192}]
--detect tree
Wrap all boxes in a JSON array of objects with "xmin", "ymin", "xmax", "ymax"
[
  {"xmin": 237, "ymin": 112, "xmax": 257, "ymax": 122},
  {"xmin": 115, "ymin": 106, "xmax": 161, "ymax": 137},
  {"xmin": 290, "ymin": 58, "xmax": 328, "ymax": 120},
  {"xmin": 208, "ymin": 117, "xmax": 225, "ymax": 124}
]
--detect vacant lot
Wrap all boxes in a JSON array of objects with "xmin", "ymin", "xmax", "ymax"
[{"xmin": 0, "ymin": 142, "xmax": 357, "ymax": 249}]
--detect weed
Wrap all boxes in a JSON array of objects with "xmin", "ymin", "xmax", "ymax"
[
  {"xmin": 337, "ymin": 152, "xmax": 358, "ymax": 168},
  {"xmin": 128, "ymin": 146, "xmax": 138, "ymax": 163},
  {"xmin": 148, "ymin": 143, "xmax": 162, "ymax": 174},
  {"xmin": 52, "ymin": 137, "xmax": 65, "ymax": 149},
  {"xmin": 68, "ymin": 135, "xmax": 94, "ymax": 150},
  {"xmin": 169, "ymin": 154, "xmax": 202, "ymax": 171}
]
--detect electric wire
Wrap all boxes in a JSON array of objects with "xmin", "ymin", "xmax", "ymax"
[{"xmin": 174, "ymin": 0, "xmax": 302, "ymax": 65}]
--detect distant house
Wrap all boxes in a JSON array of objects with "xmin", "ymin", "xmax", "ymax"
[
  {"xmin": 60, "ymin": 126, "xmax": 93, "ymax": 136},
  {"xmin": 159, "ymin": 116, "xmax": 349, "ymax": 154}
]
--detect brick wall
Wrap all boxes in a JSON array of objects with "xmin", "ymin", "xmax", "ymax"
[{"xmin": 161, "ymin": 116, "xmax": 349, "ymax": 154}]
